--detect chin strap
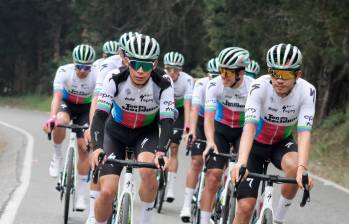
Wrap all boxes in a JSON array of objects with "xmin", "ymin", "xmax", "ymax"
[{"xmin": 230, "ymin": 74, "xmax": 241, "ymax": 88}]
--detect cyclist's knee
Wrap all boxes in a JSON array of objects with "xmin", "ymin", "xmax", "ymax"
[
  {"xmin": 170, "ymin": 144, "xmax": 179, "ymax": 154},
  {"xmin": 77, "ymin": 139, "xmax": 88, "ymax": 154},
  {"xmin": 281, "ymin": 152, "xmax": 298, "ymax": 175},
  {"xmin": 57, "ymin": 112, "xmax": 70, "ymax": 124},
  {"xmin": 236, "ymin": 198, "xmax": 255, "ymax": 219},
  {"xmin": 205, "ymin": 170, "xmax": 222, "ymax": 190},
  {"xmin": 191, "ymin": 157, "xmax": 203, "ymax": 172}
]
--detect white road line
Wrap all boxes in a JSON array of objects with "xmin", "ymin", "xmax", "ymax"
[
  {"xmin": 311, "ymin": 174, "xmax": 349, "ymax": 194},
  {"xmin": 0, "ymin": 121, "xmax": 34, "ymax": 224}
]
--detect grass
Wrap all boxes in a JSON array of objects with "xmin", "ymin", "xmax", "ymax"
[
  {"xmin": 310, "ymin": 111, "xmax": 349, "ymax": 188},
  {"xmin": 0, "ymin": 95, "xmax": 51, "ymax": 112}
]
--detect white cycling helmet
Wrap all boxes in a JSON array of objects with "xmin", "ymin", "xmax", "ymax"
[
  {"xmin": 102, "ymin": 41, "xmax": 118, "ymax": 55},
  {"xmin": 246, "ymin": 60, "xmax": 260, "ymax": 74},
  {"xmin": 118, "ymin": 32, "xmax": 140, "ymax": 50},
  {"xmin": 163, "ymin": 51, "xmax": 185, "ymax": 67},
  {"xmin": 218, "ymin": 47, "xmax": 250, "ymax": 69},
  {"xmin": 207, "ymin": 58, "xmax": 219, "ymax": 73},
  {"xmin": 72, "ymin": 44, "xmax": 96, "ymax": 65},
  {"xmin": 266, "ymin": 43, "xmax": 302, "ymax": 70},
  {"xmin": 125, "ymin": 34, "xmax": 160, "ymax": 60}
]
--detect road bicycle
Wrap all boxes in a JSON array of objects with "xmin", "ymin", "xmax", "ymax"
[
  {"xmin": 236, "ymin": 166, "xmax": 311, "ymax": 224},
  {"xmin": 48, "ymin": 123, "xmax": 89, "ymax": 224},
  {"xmin": 93, "ymin": 150, "xmax": 164, "ymax": 224}
]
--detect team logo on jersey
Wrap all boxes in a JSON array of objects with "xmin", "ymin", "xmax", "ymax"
[
  {"xmin": 282, "ymin": 105, "xmax": 296, "ymax": 114},
  {"xmin": 310, "ymin": 88, "xmax": 316, "ymax": 103},
  {"xmin": 141, "ymin": 138, "xmax": 149, "ymax": 148},
  {"xmin": 208, "ymin": 82, "xmax": 216, "ymax": 89},
  {"xmin": 304, "ymin": 115, "xmax": 313, "ymax": 126},
  {"xmin": 125, "ymin": 88, "xmax": 131, "ymax": 95},
  {"xmin": 100, "ymin": 64, "xmax": 108, "ymax": 71},
  {"xmin": 249, "ymin": 84, "xmax": 260, "ymax": 95}
]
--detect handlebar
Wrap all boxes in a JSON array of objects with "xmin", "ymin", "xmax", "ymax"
[{"xmin": 47, "ymin": 122, "xmax": 89, "ymax": 140}]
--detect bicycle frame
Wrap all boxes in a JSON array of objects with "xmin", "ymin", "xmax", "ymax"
[
  {"xmin": 253, "ymin": 183, "xmax": 274, "ymax": 224},
  {"xmin": 59, "ymin": 128, "xmax": 78, "ymax": 210}
]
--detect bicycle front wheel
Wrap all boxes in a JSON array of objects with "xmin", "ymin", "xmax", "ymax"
[
  {"xmin": 107, "ymin": 199, "xmax": 118, "ymax": 224},
  {"xmin": 156, "ymin": 171, "xmax": 167, "ymax": 213},
  {"xmin": 261, "ymin": 208, "xmax": 273, "ymax": 224},
  {"xmin": 118, "ymin": 194, "xmax": 131, "ymax": 224},
  {"xmin": 220, "ymin": 182, "xmax": 236, "ymax": 224},
  {"xmin": 64, "ymin": 147, "xmax": 74, "ymax": 224}
]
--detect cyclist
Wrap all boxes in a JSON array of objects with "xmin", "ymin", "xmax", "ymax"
[
  {"xmin": 163, "ymin": 51, "xmax": 194, "ymax": 202},
  {"xmin": 93, "ymin": 40, "xmax": 119, "ymax": 69},
  {"xmin": 201, "ymin": 47, "xmax": 253, "ymax": 224},
  {"xmin": 231, "ymin": 43, "xmax": 316, "ymax": 224},
  {"xmin": 245, "ymin": 60, "xmax": 260, "ymax": 79},
  {"xmin": 180, "ymin": 57, "xmax": 220, "ymax": 222},
  {"xmin": 90, "ymin": 34, "xmax": 175, "ymax": 224},
  {"xmin": 42, "ymin": 44, "xmax": 97, "ymax": 211}
]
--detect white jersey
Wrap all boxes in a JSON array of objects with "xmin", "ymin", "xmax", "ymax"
[
  {"xmin": 167, "ymin": 71, "xmax": 194, "ymax": 108},
  {"xmin": 93, "ymin": 58, "xmax": 105, "ymax": 69},
  {"xmin": 205, "ymin": 76, "xmax": 254, "ymax": 128},
  {"xmin": 244, "ymin": 75, "xmax": 316, "ymax": 145},
  {"xmin": 94, "ymin": 55, "xmax": 123, "ymax": 95},
  {"xmin": 96, "ymin": 70, "xmax": 175, "ymax": 129},
  {"xmin": 192, "ymin": 77, "xmax": 210, "ymax": 117},
  {"xmin": 53, "ymin": 63, "xmax": 97, "ymax": 104}
]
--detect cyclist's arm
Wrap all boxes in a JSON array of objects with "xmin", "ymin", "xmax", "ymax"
[
  {"xmin": 89, "ymin": 96, "xmax": 98, "ymax": 124},
  {"xmin": 50, "ymin": 67, "xmax": 65, "ymax": 116},
  {"xmin": 183, "ymin": 77, "xmax": 194, "ymax": 130},
  {"xmin": 204, "ymin": 80, "xmax": 217, "ymax": 144},
  {"xmin": 158, "ymin": 81, "xmax": 175, "ymax": 152},
  {"xmin": 237, "ymin": 122, "xmax": 256, "ymax": 164}
]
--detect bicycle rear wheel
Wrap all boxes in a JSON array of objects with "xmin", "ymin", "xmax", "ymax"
[
  {"xmin": 261, "ymin": 208, "xmax": 273, "ymax": 224},
  {"xmin": 156, "ymin": 171, "xmax": 167, "ymax": 213},
  {"xmin": 220, "ymin": 182, "xmax": 236, "ymax": 224},
  {"xmin": 64, "ymin": 147, "xmax": 74, "ymax": 224},
  {"xmin": 118, "ymin": 194, "xmax": 131, "ymax": 224}
]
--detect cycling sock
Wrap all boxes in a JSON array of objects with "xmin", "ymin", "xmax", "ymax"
[
  {"xmin": 140, "ymin": 201, "xmax": 154, "ymax": 224},
  {"xmin": 53, "ymin": 143, "xmax": 63, "ymax": 158},
  {"xmin": 77, "ymin": 174, "xmax": 89, "ymax": 196},
  {"xmin": 95, "ymin": 220, "xmax": 106, "ymax": 224},
  {"xmin": 200, "ymin": 211, "xmax": 211, "ymax": 224},
  {"xmin": 183, "ymin": 187, "xmax": 195, "ymax": 208},
  {"xmin": 167, "ymin": 172, "xmax": 177, "ymax": 192},
  {"xmin": 88, "ymin": 190, "xmax": 100, "ymax": 218},
  {"xmin": 274, "ymin": 195, "xmax": 293, "ymax": 223}
]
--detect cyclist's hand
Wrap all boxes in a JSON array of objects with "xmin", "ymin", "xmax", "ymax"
[
  {"xmin": 91, "ymin": 148, "xmax": 105, "ymax": 171},
  {"xmin": 296, "ymin": 166, "xmax": 314, "ymax": 190},
  {"xmin": 154, "ymin": 151, "xmax": 168, "ymax": 170},
  {"xmin": 185, "ymin": 131, "xmax": 196, "ymax": 148},
  {"xmin": 231, "ymin": 162, "xmax": 248, "ymax": 185},
  {"xmin": 202, "ymin": 141, "xmax": 218, "ymax": 160},
  {"xmin": 42, "ymin": 115, "xmax": 57, "ymax": 133}
]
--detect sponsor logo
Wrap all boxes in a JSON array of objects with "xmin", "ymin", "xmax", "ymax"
[
  {"xmin": 125, "ymin": 88, "xmax": 132, "ymax": 95},
  {"xmin": 310, "ymin": 88, "xmax": 316, "ymax": 103},
  {"xmin": 163, "ymin": 101, "xmax": 174, "ymax": 106},
  {"xmin": 122, "ymin": 104, "xmax": 158, "ymax": 112},
  {"xmin": 268, "ymin": 107, "xmax": 278, "ymax": 112},
  {"xmin": 222, "ymin": 100, "xmax": 245, "ymax": 108},
  {"xmin": 304, "ymin": 115, "xmax": 313, "ymax": 126},
  {"xmin": 247, "ymin": 178, "xmax": 254, "ymax": 188},
  {"xmin": 249, "ymin": 84, "xmax": 260, "ymax": 95},
  {"xmin": 285, "ymin": 142, "xmax": 294, "ymax": 149},
  {"xmin": 246, "ymin": 107, "xmax": 257, "ymax": 113},
  {"xmin": 264, "ymin": 114, "xmax": 297, "ymax": 123},
  {"xmin": 140, "ymin": 94, "xmax": 154, "ymax": 103},
  {"xmin": 141, "ymin": 138, "xmax": 149, "ymax": 148},
  {"xmin": 208, "ymin": 82, "xmax": 216, "ymax": 89},
  {"xmin": 100, "ymin": 64, "xmax": 108, "ymax": 71},
  {"xmin": 282, "ymin": 105, "xmax": 296, "ymax": 114}
]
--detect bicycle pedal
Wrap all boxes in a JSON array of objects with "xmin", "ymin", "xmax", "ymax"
[{"xmin": 55, "ymin": 183, "xmax": 62, "ymax": 192}]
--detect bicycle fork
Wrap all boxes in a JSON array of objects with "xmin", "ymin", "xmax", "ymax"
[
  {"xmin": 116, "ymin": 168, "xmax": 135, "ymax": 224},
  {"xmin": 255, "ymin": 184, "xmax": 273, "ymax": 224}
]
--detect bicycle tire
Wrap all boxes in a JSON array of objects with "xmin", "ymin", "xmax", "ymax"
[
  {"xmin": 64, "ymin": 147, "xmax": 74, "ymax": 224},
  {"xmin": 191, "ymin": 202, "xmax": 200, "ymax": 224},
  {"xmin": 107, "ymin": 199, "xmax": 118, "ymax": 224},
  {"xmin": 220, "ymin": 181, "xmax": 236, "ymax": 224},
  {"xmin": 118, "ymin": 194, "xmax": 131, "ymax": 224},
  {"xmin": 261, "ymin": 208, "xmax": 273, "ymax": 224},
  {"xmin": 157, "ymin": 171, "xmax": 167, "ymax": 213}
]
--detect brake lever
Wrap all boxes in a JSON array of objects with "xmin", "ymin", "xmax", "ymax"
[
  {"xmin": 92, "ymin": 152, "xmax": 106, "ymax": 184},
  {"xmin": 186, "ymin": 134, "xmax": 193, "ymax": 156},
  {"xmin": 47, "ymin": 121, "xmax": 55, "ymax": 140},
  {"xmin": 204, "ymin": 148, "xmax": 214, "ymax": 172},
  {"xmin": 300, "ymin": 172, "xmax": 310, "ymax": 207}
]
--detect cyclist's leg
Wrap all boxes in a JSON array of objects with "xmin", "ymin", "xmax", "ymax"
[
  {"xmin": 200, "ymin": 126, "xmax": 229, "ymax": 224},
  {"xmin": 135, "ymin": 124, "xmax": 159, "ymax": 224},
  {"xmin": 181, "ymin": 117, "xmax": 205, "ymax": 217},
  {"xmin": 167, "ymin": 107, "xmax": 184, "ymax": 201},
  {"xmin": 234, "ymin": 141, "xmax": 271, "ymax": 224},
  {"xmin": 49, "ymin": 102, "xmax": 70, "ymax": 177},
  {"xmin": 73, "ymin": 104, "xmax": 91, "ymax": 210},
  {"xmin": 271, "ymin": 137, "xmax": 298, "ymax": 223},
  {"xmin": 94, "ymin": 131, "xmax": 125, "ymax": 223}
]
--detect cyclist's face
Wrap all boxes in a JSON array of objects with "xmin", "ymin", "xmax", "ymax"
[
  {"xmin": 220, "ymin": 68, "xmax": 244, "ymax": 87},
  {"xmin": 270, "ymin": 70, "xmax": 301, "ymax": 97},
  {"xmin": 165, "ymin": 66, "xmax": 181, "ymax": 81},
  {"xmin": 75, "ymin": 65, "xmax": 91, "ymax": 79},
  {"xmin": 127, "ymin": 58, "xmax": 157, "ymax": 86}
]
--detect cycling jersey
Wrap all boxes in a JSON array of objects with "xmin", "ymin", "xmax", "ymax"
[
  {"xmin": 94, "ymin": 55, "xmax": 123, "ymax": 95},
  {"xmin": 53, "ymin": 63, "xmax": 97, "ymax": 104},
  {"xmin": 96, "ymin": 70, "xmax": 175, "ymax": 129},
  {"xmin": 244, "ymin": 75, "xmax": 316, "ymax": 145},
  {"xmin": 192, "ymin": 77, "xmax": 210, "ymax": 117},
  {"xmin": 168, "ymin": 71, "xmax": 194, "ymax": 108},
  {"xmin": 93, "ymin": 57, "xmax": 105, "ymax": 69},
  {"xmin": 205, "ymin": 76, "xmax": 254, "ymax": 128}
]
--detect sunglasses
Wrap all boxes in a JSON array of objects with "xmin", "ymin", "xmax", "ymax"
[
  {"xmin": 165, "ymin": 66, "xmax": 181, "ymax": 72},
  {"xmin": 219, "ymin": 67, "xmax": 239, "ymax": 78},
  {"xmin": 129, "ymin": 60, "xmax": 154, "ymax": 72},
  {"xmin": 75, "ymin": 64, "xmax": 92, "ymax": 71},
  {"xmin": 269, "ymin": 69, "xmax": 296, "ymax": 80}
]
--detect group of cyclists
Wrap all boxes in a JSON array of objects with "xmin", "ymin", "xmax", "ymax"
[{"xmin": 42, "ymin": 31, "xmax": 316, "ymax": 224}]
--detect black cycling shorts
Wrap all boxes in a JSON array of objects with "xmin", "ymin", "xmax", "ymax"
[
  {"xmin": 59, "ymin": 101, "xmax": 90, "ymax": 138},
  {"xmin": 100, "ymin": 116, "xmax": 159, "ymax": 176},
  {"xmin": 191, "ymin": 116, "xmax": 206, "ymax": 156},
  {"xmin": 207, "ymin": 121, "xmax": 242, "ymax": 170},
  {"xmin": 170, "ymin": 107, "xmax": 184, "ymax": 145},
  {"xmin": 237, "ymin": 136, "xmax": 298, "ymax": 199}
]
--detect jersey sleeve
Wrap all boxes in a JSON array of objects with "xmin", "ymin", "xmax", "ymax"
[
  {"xmin": 95, "ymin": 74, "xmax": 115, "ymax": 114},
  {"xmin": 159, "ymin": 81, "xmax": 175, "ymax": 120},
  {"xmin": 184, "ymin": 76, "xmax": 194, "ymax": 101},
  {"xmin": 192, "ymin": 80, "xmax": 205, "ymax": 108},
  {"xmin": 244, "ymin": 80, "xmax": 264, "ymax": 125},
  {"xmin": 297, "ymin": 85, "xmax": 316, "ymax": 132},
  {"xmin": 205, "ymin": 79, "xmax": 220, "ymax": 113},
  {"xmin": 53, "ymin": 66, "xmax": 66, "ymax": 94}
]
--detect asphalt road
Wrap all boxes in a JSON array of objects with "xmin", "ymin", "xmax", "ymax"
[{"xmin": 0, "ymin": 107, "xmax": 348, "ymax": 224}]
